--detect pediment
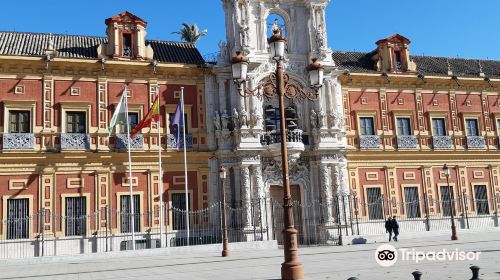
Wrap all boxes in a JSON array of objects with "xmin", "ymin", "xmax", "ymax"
[
  {"xmin": 376, "ymin": 34, "xmax": 411, "ymax": 46},
  {"xmin": 105, "ymin": 11, "xmax": 147, "ymax": 27}
]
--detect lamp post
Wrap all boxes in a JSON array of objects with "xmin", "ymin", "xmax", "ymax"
[
  {"xmin": 219, "ymin": 165, "xmax": 230, "ymax": 257},
  {"xmin": 231, "ymin": 29, "xmax": 324, "ymax": 280},
  {"xmin": 442, "ymin": 164, "xmax": 458, "ymax": 240}
]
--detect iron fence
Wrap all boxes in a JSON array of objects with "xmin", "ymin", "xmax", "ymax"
[{"xmin": 0, "ymin": 194, "xmax": 498, "ymax": 259}]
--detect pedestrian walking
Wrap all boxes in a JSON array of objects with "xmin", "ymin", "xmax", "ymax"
[
  {"xmin": 385, "ymin": 216, "xmax": 393, "ymax": 242},
  {"xmin": 391, "ymin": 216, "xmax": 400, "ymax": 241}
]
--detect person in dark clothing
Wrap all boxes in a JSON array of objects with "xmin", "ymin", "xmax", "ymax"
[
  {"xmin": 385, "ymin": 216, "xmax": 393, "ymax": 242},
  {"xmin": 391, "ymin": 216, "xmax": 400, "ymax": 241}
]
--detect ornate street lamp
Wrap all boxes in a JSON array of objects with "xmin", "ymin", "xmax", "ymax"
[
  {"xmin": 442, "ymin": 164, "xmax": 458, "ymax": 240},
  {"xmin": 230, "ymin": 29, "xmax": 324, "ymax": 280},
  {"xmin": 219, "ymin": 165, "xmax": 230, "ymax": 257}
]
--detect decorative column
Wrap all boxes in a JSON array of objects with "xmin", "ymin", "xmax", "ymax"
[
  {"xmin": 240, "ymin": 165, "xmax": 252, "ymax": 228},
  {"xmin": 319, "ymin": 164, "xmax": 334, "ymax": 223},
  {"xmin": 205, "ymin": 75, "xmax": 217, "ymax": 150},
  {"xmin": 218, "ymin": 79, "xmax": 227, "ymax": 113}
]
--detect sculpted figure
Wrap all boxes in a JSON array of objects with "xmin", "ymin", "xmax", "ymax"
[
  {"xmin": 232, "ymin": 108, "xmax": 240, "ymax": 129},
  {"xmin": 310, "ymin": 109, "xmax": 318, "ymax": 129},
  {"xmin": 221, "ymin": 110, "xmax": 230, "ymax": 130},
  {"xmin": 214, "ymin": 111, "xmax": 221, "ymax": 131},
  {"xmin": 240, "ymin": 108, "xmax": 248, "ymax": 127},
  {"xmin": 318, "ymin": 109, "xmax": 326, "ymax": 128}
]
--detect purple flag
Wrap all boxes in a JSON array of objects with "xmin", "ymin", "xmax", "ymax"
[{"xmin": 171, "ymin": 96, "xmax": 184, "ymax": 150}]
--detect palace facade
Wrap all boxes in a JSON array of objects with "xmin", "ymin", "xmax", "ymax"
[
  {"xmin": 334, "ymin": 34, "xmax": 500, "ymax": 221},
  {"xmin": 0, "ymin": 0, "xmax": 499, "ymax": 257},
  {"xmin": 0, "ymin": 11, "xmax": 210, "ymax": 242}
]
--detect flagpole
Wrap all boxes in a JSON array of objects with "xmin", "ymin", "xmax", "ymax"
[
  {"xmin": 124, "ymin": 86, "xmax": 136, "ymax": 251},
  {"xmin": 181, "ymin": 87, "xmax": 190, "ymax": 246},
  {"xmin": 156, "ymin": 86, "xmax": 165, "ymax": 248}
]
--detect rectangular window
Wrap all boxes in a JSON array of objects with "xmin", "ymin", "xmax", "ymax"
[
  {"xmin": 440, "ymin": 185, "xmax": 456, "ymax": 217},
  {"xmin": 265, "ymin": 106, "xmax": 280, "ymax": 132},
  {"xmin": 404, "ymin": 187, "xmax": 421, "ymax": 218},
  {"xmin": 123, "ymin": 33, "xmax": 132, "ymax": 57},
  {"xmin": 396, "ymin": 117, "xmax": 412, "ymax": 136},
  {"xmin": 66, "ymin": 197, "xmax": 87, "ymax": 236},
  {"xmin": 120, "ymin": 195, "xmax": 140, "ymax": 233},
  {"xmin": 359, "ymin": 117, "xmax": 375, "ymax": 136},
  {"xmin": 169, "ymin": 113, "xmax": 188, "ymax": 134},
  {"xmin": 394, "ymin": 51, "xmax": 402, "ymax": 70},
  {"xmin": 432, "ymin": 118, "xmax": 446, "ymax": 136},
  {"xmin": 474, "ymin": 185, "xmax": 489, "ymax": 215},
  {"xmin": 366, "ymin": 188, "xmax": 383, "ymax": 220},
  {"xmin": 128, "ymin": 112, "xmax": 139, "ymax": 133},
  {"xmin": 465, "ymin": 119, "xmax": 479, "ymax": 136},
  {"xmin": 7, "ymin": 199, "xmax": 29, "ymax": 239},
  {"xmin": 66, "ymin": 112, "xmax": 86, "ymax": 133},
  {"xmin": 9, "ymin": 110, "xmax": 30, "ymax": 133},
  {"xmin": 496, "ymin": 119, "xmax": 500, "ymax": 135},
  {"xmin": 171, "ymin": 193, "xmax": 191, "ymax": 230}
]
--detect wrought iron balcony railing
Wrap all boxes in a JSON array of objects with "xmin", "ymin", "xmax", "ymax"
[
  {"xmin": 359, "ymin": 135, "xmax": 381, "ymax": 149},
  {"xmin": 115, "ymin": 134, "xmax": 144, "ymax": 150},
  {"xmin": 466, "ymin": 136, "xmax": 485, "ymax": 149},
  {"xmin": 60, "ymin": 133, "xmax": 90, "ymax": 150},
  {"xmin": 167, "ymin": 134, "xmax": 193, "ymax": 149},
  {"xmin": 397, "ymin": 135, "xmax": 417, "ymax": 149},
  {"xmin": 260, "ymin": 130, "xmax": 304, "ymax": 145},
  {"xmin": 432, "ymin": 136, "xmax": 453, "ymax": 149},
  {"xmin": 2, "ymin": 133, "xmax": 34, "ymax": 150}
]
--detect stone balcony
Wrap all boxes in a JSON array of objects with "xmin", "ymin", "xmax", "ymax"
[
  {"xmin": 359, "ymin": 135, "xmax": 381, "ymax": 149},
  {"xmin": 433, "ymin": 136, "xmax": 453, "ymax": 149},
  {"xmin": 260, "ymin": 130, "xmax": 305, "ymax": 145},
  {"xmin": 115, "ymin": 134, "xmax": 144, "ymax": 150},
  {"xmin": 167, "ymin": 133, "xmax": 193, "ymax": 149},
  {"xmin": 60, "ymin": 133, "xmax": 90, "ymax": 150},
  {"xmin": 466, "ymin": 136, "xmax": 485, "ymax": 149},
  {"xmin": 397, "ymin": 135, "xmax": 417, "ymax": 149},
  {"xmin": 2, "ymin": 133, "xmax": 34, "ymax": 150},
  {"xmin": 262, "ymin": 130, "xmax": 305, "ymax": 162}
]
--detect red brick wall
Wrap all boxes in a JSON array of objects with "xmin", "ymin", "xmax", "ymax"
[
  {"xmin": 0, "ymin": 79, "xmax": 43, "ymax": 127},
  {"xmin": 54, "ymin": 81, "xmax": 98, "ymax": 127}
]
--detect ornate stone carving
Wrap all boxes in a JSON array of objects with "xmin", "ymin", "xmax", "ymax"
[
  {"xmin": 317, "ymin": 109, "xmax": 326, "ymax": 128},
  {"xmin": 310, "ymin": 109, "xmax": 318, "ymax": 129},
  {"xmin": 232, "ymin": 108, "xmax": 240, "ymax": 129},
  {"xmin": 240, "ymin": 165, "xmax": 252, "ymax": 227},
  {"xmin": 217, "ymin": 41, "xmax": 230, "ymax": 65},
  {"xmin": 315, "ymin": 24, "xmax": 326, "ymax": 50},
  {"xmin": 239, "ymin": 108, "xmax": 248, "ymax": 128},
  {"xmin": 214, "ymin": 110, "xmax": 222, "ymax": 131},
  {"xmin": 221, "ymin": 110, "xmax": 230, "ymax": 130},
  {"xmin": 2, "ymin": 133, "xmax": 34, "ymax": 150}
]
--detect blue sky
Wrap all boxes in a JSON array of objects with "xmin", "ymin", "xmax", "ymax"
[{"xmin": 1, "ymin": 0, "xmax": 498, "ymax": 60}]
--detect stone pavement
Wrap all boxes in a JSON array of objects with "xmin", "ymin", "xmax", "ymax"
[{"xmin": 0, "ymin": 230, "xmax": 499, "ymax": 280}]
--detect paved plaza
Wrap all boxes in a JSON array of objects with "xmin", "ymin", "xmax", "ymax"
[{"xmin": 0, "ymin": 230, "xmax": 498, "ymax": 280}]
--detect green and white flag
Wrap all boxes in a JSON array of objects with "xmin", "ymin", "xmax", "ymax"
[{"xmin": 107, "ymin": 92, "xmax": 128, "ymax": 137}]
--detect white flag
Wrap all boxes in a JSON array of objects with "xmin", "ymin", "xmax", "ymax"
[{"xmin": 107, "ymin": 92, "xmax": 127, "ymax": 137}]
